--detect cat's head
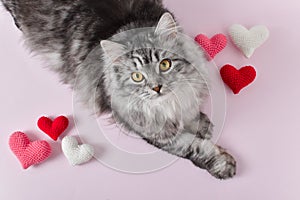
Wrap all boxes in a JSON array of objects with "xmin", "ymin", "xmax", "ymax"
[
  {"xmin": 101, "ymin": 12, "xmax": 208, "ymax": 101},
  {"xmin": 99, "ymin": 13, "xmax": 208, "ymax": 129}
]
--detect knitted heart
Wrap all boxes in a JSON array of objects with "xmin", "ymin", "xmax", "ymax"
[
  {"xmin": 9, "ymin": 132, "xmax": 52, "ymax": 169},
  {"xmin": 220, "ymin": 65, "xmax": 256, "ymax": 94},
  {"xmin": 38, "ymin": 116, "xmax": 69, "ymax": 141},
  {"xmin": 229, "ymin": 24, "xmax": 269, "ymax": 58},
  {"xmin": 62, "ymin": 136, "xmax": 94, "ymax": 166},
  {"xmin": 195, "ymin": 34, "xmax": 227, "ymax": 61}
]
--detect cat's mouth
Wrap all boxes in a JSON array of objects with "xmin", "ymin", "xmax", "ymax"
[
  {"xmin": 150, "ymin": 92, "xmax": 164, "ymax": 99},
  {"xmin": 152, "ymin": 89, "xmax": 172, "ymax": 100},
  {"xmin": 156, "ymin": 93, "xmax": 164, "ymax": 97}
]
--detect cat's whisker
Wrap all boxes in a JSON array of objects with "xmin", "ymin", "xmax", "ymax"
[{"xmin": 2, "ymin": 0, "xmax": 236, "ymax": 178}]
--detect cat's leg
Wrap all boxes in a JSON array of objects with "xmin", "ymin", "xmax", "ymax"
[
  {"xmin": 162, "ymin": 132, "xmax": 236, "ymax": 179},
  {"xmin": 184, "ymin": 112, "xmax": 213, "ymax": 139}
]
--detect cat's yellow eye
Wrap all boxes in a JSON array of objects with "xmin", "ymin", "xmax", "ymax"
[
  {"xmin": 131, "ymin": 72, "xmax": 144, "ymax": 82},
  {"xmin": 159, "ymin": 59, "xmax": 172, "ymax": 72}
]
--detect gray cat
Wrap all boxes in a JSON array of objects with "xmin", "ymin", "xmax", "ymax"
[{"xmin": 1, "ymin": 0, "xmax": 236, "ymax": 179}]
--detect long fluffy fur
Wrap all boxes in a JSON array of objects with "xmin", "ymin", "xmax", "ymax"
[{"xmin": 1, "ymin": 0, "xmax": 236, "ymax": 179}]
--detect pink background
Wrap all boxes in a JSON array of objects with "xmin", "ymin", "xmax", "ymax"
[{"xmin": 1, "ymin": 0, "xmax": 300, "ymax": 199}]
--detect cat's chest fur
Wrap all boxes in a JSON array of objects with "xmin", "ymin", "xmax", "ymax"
[{"xmin": 112, "ymin": 83, "xmax": 202, "ymax": 144}]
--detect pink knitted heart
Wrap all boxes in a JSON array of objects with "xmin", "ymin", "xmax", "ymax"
[
  {"xmin": 9, "ymin": 132, "xmax": 52, "ymax": 169},
  {"xmin": 195, "ymin": 34, "xmax": 227, "ymax": 61}
]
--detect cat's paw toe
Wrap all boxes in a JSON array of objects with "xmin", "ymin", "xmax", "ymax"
[{"xmin": 208, "ymin": 151, "xmax": 237, "ymax": 180}]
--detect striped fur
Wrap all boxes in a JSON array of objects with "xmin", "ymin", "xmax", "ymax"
[{"xmin": 2, "ymin": 0, "xmax": 236, "ymax": 179}]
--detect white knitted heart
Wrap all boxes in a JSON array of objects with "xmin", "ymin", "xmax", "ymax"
[
  {"xmin": 62, "ymin": 136, "xmax": 94, "ymax": 166},
  {"xmin": 229, "ymin": 24, "xmax": 269, "ymax": 58}
]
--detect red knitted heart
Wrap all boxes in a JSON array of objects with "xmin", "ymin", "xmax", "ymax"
[
  {"xmin": 9, "ymin": 132, "xmax": 52, "ymax": 169},
  {"xmin": 220, "ymin": 65, "xmax": 256, "ymax": 94},
  {"xmin": 37, "ymin": 116, "xmax": 69, "ymax": 141},
  {"xmin": 195, "ymin": 34, "xmax": 227, "ymax": 61}
]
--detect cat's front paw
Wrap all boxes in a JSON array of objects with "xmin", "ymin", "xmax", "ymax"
[
  {"xmin": 196, "ymin": 112, "xmax": 213, "ymax": 139},
  {"xmin": 207, "ymin": 150, "xmax": 237, "ymax": 180}
]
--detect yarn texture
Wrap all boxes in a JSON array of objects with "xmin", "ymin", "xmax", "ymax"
[
  {"xmin": 229, "ymin": 24, "xmax": 269, "ymax": 58},
  {"xmin": 9, "ymin": 132, "xmax": 52, "ymax": 169},
  {"xmin": 195, "ymin": 33, "xmax": 227, "ymax": 60},
  {"xmin": 220, "ymin": 64, "xmax": 256, "ymax": 94},
  {"xmin": 62, "ymin": 136, "xmax": 94, "ymax": 166},
  {"xmin": 38, "ymin": 116, "xmax": 69, "ymax": 141}
]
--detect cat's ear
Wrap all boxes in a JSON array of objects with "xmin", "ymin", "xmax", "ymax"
[
  {"xmin": 100, "ymin": 40, "xmax": 126, "ymax": 61},
  {"xmin": 155, "ymin": 12, "xmax": 177, "ymax": 39}
]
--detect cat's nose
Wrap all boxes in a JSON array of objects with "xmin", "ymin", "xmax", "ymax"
[{"xmin": 152, "ymin": 85, "xmax": 162, "ymax": 93}]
